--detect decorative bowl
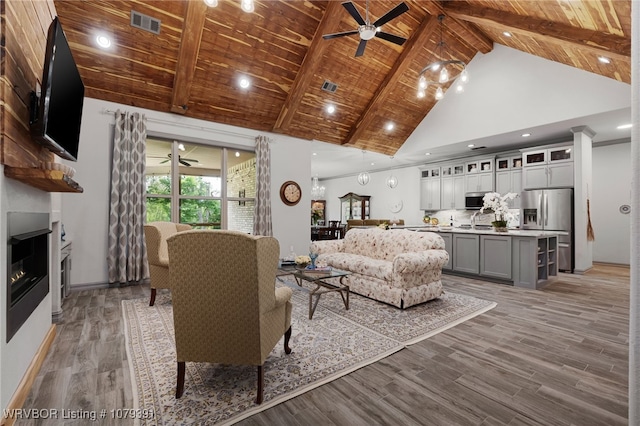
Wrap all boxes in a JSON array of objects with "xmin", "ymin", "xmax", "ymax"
[{"xmin": 295, "ymin": 262, "xmax": 309, "ymax": 270}]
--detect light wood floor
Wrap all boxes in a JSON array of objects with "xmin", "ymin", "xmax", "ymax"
[{"xmin": 18, "ymin": 263, "xmax": 629, "ymax": 425}]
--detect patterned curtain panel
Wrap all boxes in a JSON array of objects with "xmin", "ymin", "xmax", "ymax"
[
  {"xmin": 253, "ymin": 135, "xmax": 273, "ymax": 236},
  {"xmin": 107, "ymin": 110, "xmax": 150, "ymax": 285}
]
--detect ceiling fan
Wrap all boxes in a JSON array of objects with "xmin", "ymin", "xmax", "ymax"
[
  {"xmin": 152, "ymin": 153, "xmax": 199, "ymax": 167},
  {"xmin": 322, "ymin": 0, "xmax": 409, "ymax": 57}
]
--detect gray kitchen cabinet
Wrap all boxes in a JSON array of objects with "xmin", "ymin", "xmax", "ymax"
[
  {"xmin": 441, "ymin": 175, "xmax": 465, "ymax": 210},
  {"xmin": 452, "ymin": 234, "xmax": 479, "ymax": 274},
  {"xmin": 512, "ymin": 236, "xmax": 558, "ymax": 289},
  {"xmin": 522, "ymin": 144, "xmax": 573, "ymax": 189},
  {"xmin": 436, "ymin": 232, "xmax": 452, "ymax": 270},
  {"xmin": 465, "ymin": 172, "xmax": 493, "ymax": 193},
  {"xmin": 496, "ymin": 169, "xmax": 522, "ymax": 208},
  {"xmin": 480, "ymin": 235, "xmax": 512, "ymax": 280},
  {"xmin": 420, "ymin": 177, "xmax": 441, "ymax": 211}
]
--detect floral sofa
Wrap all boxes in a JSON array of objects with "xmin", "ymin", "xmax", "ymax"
[{"xmin": 310, "ymin": 228, "xmax": 449, "ymax": 308}]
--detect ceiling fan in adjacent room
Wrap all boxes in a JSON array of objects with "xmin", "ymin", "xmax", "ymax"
[
  {"xmin": 150, "ymin": 153, "xmax": 199, "ymax": 167},
  {"xmin": 323, "ymin": 0, "xmax": 409, "ymax": 57}
]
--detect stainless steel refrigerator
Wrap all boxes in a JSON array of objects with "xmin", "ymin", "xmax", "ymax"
[{"xmin": 521, "ymin": 188, "xmax": 574, "ymax": 272}]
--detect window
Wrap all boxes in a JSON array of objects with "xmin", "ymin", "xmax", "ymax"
[{"xmin": 146, "ymin": 138, "xmax": 255, "ymax": 233}]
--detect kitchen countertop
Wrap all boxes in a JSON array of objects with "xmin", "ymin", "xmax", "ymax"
[{"xmin": 399, "ymin": 226, "xmax": 568, "ymax": 237}]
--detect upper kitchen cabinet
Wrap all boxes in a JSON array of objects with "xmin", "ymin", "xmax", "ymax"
[
  {"xmin": 441, "ymin": 163, "xmax": 465, "ymax": 210},
  {"xmin": 522, "ymin": 145, "xmax": 573, "ymax": 189},
  {"xmin": 420, "ymin": 166, "xmax": 441, "ymax": 211},
  {"xmin": 464, "ymin": 158, "xmax": 494, "ymax": 193},
  {"xmin": 420, "ymin": 166, "xmax": 441, "ymax": 179},
  {"xmin": 441, "ymin": 164, "xmax": 464, "ymax": 177},
  {"xmin": 496, "ymin": 155, "xmax": 522, "ymax": 208}
]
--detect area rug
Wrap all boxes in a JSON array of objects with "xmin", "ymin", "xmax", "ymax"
[{"xmin": 123, "ymin": 283, "xmax": 496, "ymax": 425}]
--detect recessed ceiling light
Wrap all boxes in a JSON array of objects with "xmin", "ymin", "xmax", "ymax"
[
  {"xmin": 96, "ymin": 34, "xmax": 112, "ymax": 49},
  {"xmin": 240, "ymin": 0, "xmax": 254, "ymax": 13},
  {"xmin": 503, "ymin": 31, "xmax": 512, "ymax": 37},
  {"xmin": 522, "ymin": 133, "xmax": 531, "ymax": 137},
  {"xmin": 417, "ymin": 90, "xmax": 425, "ymax": 99},
  {"xmin": 617, "ymin": 123, "xmax": 632, "ymax": 129},
  {"xmin": 385, "ymin": 122, "xmax": 395, "ymax": 131},
  {"xmin": 312, "ymin": 152, "xmax": 317, "ymax": 156},
  {"xmin": 238, "ymin": 77, "xmax": 251, "ymax": 89},
  {"xmin": 598, "ymin": 56, "xmax": 611, "ymax": 64},
  {"xmin": 203, "ymin": 0, "xmax": 218, "ymax": 6},
  {"xmin": 326, "ymin": 104, "xmax": 336, "ymax": 114},
  {"xmin": 235, "ymin": 151, "xmax": 240, "ymax": 157},
  {"xmin": 425, "ymin": 152, "xmax": 431, "ymax": 156},
  {"xmin": 467, "ymin": 144, "xmax": 475, "ymax": 148},
  {"xmin": 371, "ymin": 162, "xmax": 375, "ymax": 166}
]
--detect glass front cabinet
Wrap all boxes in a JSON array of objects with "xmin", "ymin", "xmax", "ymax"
[{"xmin": 340, "ymin": 192, "xmax": 370, "ymax": 221}]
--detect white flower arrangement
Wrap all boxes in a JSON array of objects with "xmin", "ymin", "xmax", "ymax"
[
  {"xmin": 480, "ymin": 192, "xmax": 518, "ymax": 223},
  {"xmin": 295, "ymin": 255, "xmax": 311, "ymax": 265},
  {"xmin": 377, "ymin": 222, "xmax": 389, "ymax": 230}
]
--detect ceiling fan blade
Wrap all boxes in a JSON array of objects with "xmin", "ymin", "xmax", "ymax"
[
  {"xmin": 159, "ymin": 159, "xmax": 169, "ymax": 164},
  {"xmin": 179, "ymin": 159, "xmax": 191, "ymax": 167},
  {"xmin": 355, "ymin": 39, "xmax": 368, "ymax": 57},
  {"xmin": 372, "ymin": 2, "xmax": 409, "ymax": 27},
  {"xmin": 375, "ymin": 31, "xmax": 406, "ymax": 46},
  {"xmin": 180, "ymin": 158, "xmax": 198, "ymax": 162},
  {"xmin": 323, "ymin": 30, "xmax": 359, "ymax": 40},
  {"xmin": 342, "ymin": 1, "xmax": 365, "ymax": 26}
]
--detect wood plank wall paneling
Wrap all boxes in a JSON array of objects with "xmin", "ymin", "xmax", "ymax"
[{"xmin": 1, "ymin": 0, "xmax": 56, "ymax": 168}]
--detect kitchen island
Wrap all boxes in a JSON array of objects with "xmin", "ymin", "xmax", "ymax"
[{"xmin": 407, "ymin": 226, "xmax": 564, "ymax": 289}]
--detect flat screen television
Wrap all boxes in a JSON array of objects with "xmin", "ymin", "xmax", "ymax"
[{"xmin": 30, "ymin": 17, "xmax": 84, "ymax": 162}]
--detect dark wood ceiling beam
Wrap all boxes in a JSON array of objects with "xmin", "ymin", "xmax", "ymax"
[
  {"xmin": 444, "ymin": 1, "xmax": 630, "ymax": 60},
  {"xmin": 170, "ymin": 0, "xmax": 208, "ymax": 114},
  {"xmin": 419, "ymin": 1, "xmax": 493, "ymax": 54},
  {"xmin": 272, "ymin": 1, "xmax": 346, "ymax": 132},
  {"xmin": 342, "ymin": 14, "xmax": 440, "ymax": 148}
]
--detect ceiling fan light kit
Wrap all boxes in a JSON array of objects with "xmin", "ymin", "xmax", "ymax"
[
  {"xmin": 417, "ymin": 14, "xmax": 469, "ymax": 101},
  {"xmin": 322, "ymin": 0, "xmax": 409, "ymax": 57}
]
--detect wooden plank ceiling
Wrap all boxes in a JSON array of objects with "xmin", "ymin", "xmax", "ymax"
[{"xmin": 54, "ymin": 0, "xmax": 631, "ymax": 156}]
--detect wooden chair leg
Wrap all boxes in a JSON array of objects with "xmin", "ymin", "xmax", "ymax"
[
  {"xmin": 176, "ymin": 361, "xmax": 185, "ymax": 398},
  {"xmin": 256, "ymin": 365, "xmax": 264, "ymax": 404},
  {"xmin": 284, "ymin": 326, "xmax": 292, "ymax": 354},
  {"xmin": 149, "ymin": 288, "xmax": 157, "ymax": 306}
]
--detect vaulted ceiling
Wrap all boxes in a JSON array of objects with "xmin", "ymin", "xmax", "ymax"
[{"xmin": 54, "ymin": 0, "xmax": 631, "ymax": 157}]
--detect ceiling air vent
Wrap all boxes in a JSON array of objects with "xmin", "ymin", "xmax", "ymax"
[
  {"xmin": 470, "ymin": 146, "xmax": 487, "ymax": 150},
  {"xmin": 321, "ymin": 80, "xmax": 338, "ymax": 93},
  {"xmin": 131, "ymin": 10, "xmax": 161, "ymax": 35}
]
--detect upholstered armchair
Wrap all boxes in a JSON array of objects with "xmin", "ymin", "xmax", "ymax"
[
  {"xmin": 167, "ymin": 230, "xmax": 293, "ymax": 404},
  {"xmin": 143, "ymin": 222, "xmax": 192, "ymax": 306}
]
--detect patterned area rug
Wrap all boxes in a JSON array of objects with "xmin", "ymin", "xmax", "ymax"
[{"xmin": 123, "ymin": 281, "xmax": 496, "ymax": 425}]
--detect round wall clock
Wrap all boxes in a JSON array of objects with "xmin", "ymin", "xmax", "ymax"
[{"xmin": 279, "ymin": 181, "xmax": 302, "ymax": 206}]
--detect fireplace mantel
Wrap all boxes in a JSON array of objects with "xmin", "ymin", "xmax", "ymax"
[{"xmin": 4, "ymin": 167, "xmax": 83, "ymax": 193}]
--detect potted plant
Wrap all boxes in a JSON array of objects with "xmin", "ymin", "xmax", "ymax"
[{"xmin": 480, "ymin": 192, "xmax": 518, "ymax": 232}]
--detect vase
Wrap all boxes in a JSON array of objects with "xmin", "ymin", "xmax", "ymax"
[
  {"xmin": 492, "ymin": 220, "xmax": 508, "ymax": 232},
  {"xmin": 309, "ymin": 253, "xmax": 319, "ymax": 269}
]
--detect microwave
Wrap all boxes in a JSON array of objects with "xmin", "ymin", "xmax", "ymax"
[{"xmin": 465, "ymin": 192, "xmax": 487, "ymax": 210}]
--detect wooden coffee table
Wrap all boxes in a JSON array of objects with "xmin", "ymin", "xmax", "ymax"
[{"xmin": 290, "ymin": 268, "xmax": 350, "ymax": 320}]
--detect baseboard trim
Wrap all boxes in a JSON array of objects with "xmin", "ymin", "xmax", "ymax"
[
  {"xmin": 1, "ymin": 324, "xmax": 56, "ymax": 426},
  {"xmin": 70, "ymin": 281, "xmax": 110, "ymax": 292}
]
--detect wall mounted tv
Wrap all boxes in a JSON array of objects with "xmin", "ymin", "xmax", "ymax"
[{"xmin": 29, "ymin": 17, "xmax": 84, "ymax": 162}]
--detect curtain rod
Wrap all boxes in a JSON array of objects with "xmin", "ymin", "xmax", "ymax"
[{"xmin": 101, "ymin": 108, "xmax": 256, "ymax": 141}]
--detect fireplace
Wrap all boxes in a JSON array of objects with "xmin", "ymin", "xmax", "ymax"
[{"xmin": 7, "ymin": 212, "xmax": 50, "ymax": 342}]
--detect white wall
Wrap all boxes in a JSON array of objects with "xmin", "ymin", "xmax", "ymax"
[
  {"xmin": 400, "ymin": 44, "xmax": 632, "ymax": 156},
  {"xmin": 592, "ymin": 142, "xmax": 631, "ymax": 265},
  {"xmin": 62, "ymin": 98, "xmax": 312, "ymax": 286},
  {"xmin": 322, "ymin": 166, "xmax": 424, "ymax": 225},
  {"xmin": 0, "ymin": 171, "xmax": 52, "ymax": 410}
]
